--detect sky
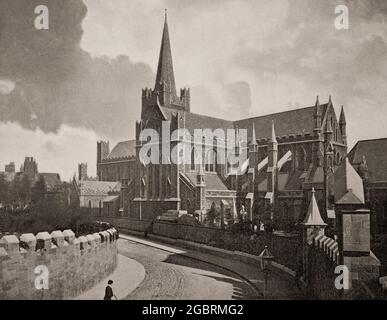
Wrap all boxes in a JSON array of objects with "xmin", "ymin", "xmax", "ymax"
[{"xmin": 0, "ymin": 0, "xmax": 386, "ymax": 179}]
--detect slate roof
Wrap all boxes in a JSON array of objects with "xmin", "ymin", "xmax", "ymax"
[
  {"xmin": 334, "ymin": 159, "xmax": 365, "ymax": 205},
  {"xmin": 348, "ymin": 138, "xmax": 387, "ymax": 182},
  {"xmin": 183, "ymin": 172, "xmax": 229, "ymax": 191},
  {"xmin": 79, "ymin": 180, "xmax": 121, "ymax": 196},
  {"xmin": 161, "ymin": 106, "xmax": 234, "ymax": 131},
  {"xmin": 105, "ymin": 140, "xmax": 136, "ymax": 160},
  {"xmin": 103, "ymin": 195, "xmax": 119, "ymax": 203},
  {"xmin": 234, "ymin": 104, "xmax": 328, "ymax": 141},
  {"xmin": 302, "ymin": 188, "xmax": 327, "ymax": 226},
  {"xmin": 205, "ymin": 174, "xmax": 229, "ymax": 191}
]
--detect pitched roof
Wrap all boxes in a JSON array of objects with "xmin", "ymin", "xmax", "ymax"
[
  {"xmin": 183, "ymin": 172, "xmax": 229, "ymax": 191},
  {"xmin": 105, "ymin": 140, "xmax": 136, "ymax": 160},
  {"xmin": 161, "ymin": 106, "xmax": 234, "ymax": 131},
  {"xmin": 234, "ymin": 104, "xmax": 328, "ymax": 141},
  {"xmin": 205, "ymin": 174, "xmax": 229, "ymax": 191},
  {"xmin": 334, "ymin": 159, "xmax": 365, "ymax": 205},
  {"xmin": 348, "ymin": 138, "xmax": 387, "ymax": 182},
  {"xmin": 79, "ymin": 180, "xmax": 121, "ymax": 196},
  {"xmin": 302, "ymin": 188, "xmax": 327, "ymax": 226},
  {"xmin": 103, "ymin": 195, "xmax": 119, "ymax": 203}
]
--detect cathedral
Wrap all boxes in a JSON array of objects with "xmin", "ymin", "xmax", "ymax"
[{"xmin": 96, "ymin": 13, "xmax": 348, "ymax": 230}]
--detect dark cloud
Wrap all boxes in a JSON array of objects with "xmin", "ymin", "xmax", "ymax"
[
  {"xmin": 233, "ymin": 0, "xmax": 387, "ymax": 99},
  {"xmin": 0, "ymin": 0, "xmax": 154, "ymax": 140}
]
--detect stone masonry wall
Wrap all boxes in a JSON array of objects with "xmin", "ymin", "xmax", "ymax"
[
  {"xmin": 0, "ymin": 228, "xmax": 118, "ymax": 300},
  {"xmin": 306, "ymin": 234, "xmax": 341, "ymax": 299},
  {"xmin": 105, "ymin": 217, "xmax": 302, "ymax": 273}
]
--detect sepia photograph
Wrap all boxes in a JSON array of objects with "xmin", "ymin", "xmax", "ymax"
[{"xmin": 0, "ymin": 0, "xmax": 387, "ymax": 311}]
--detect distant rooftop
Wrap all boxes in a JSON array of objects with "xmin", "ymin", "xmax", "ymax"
[{"xmin": 348, "ymin": 138, "xmax": 387, "ymax": 182}]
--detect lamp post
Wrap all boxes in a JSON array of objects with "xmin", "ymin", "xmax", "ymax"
[{"xmin": 259, "ymin": 246, "xmax": 274, "ymax": 299}]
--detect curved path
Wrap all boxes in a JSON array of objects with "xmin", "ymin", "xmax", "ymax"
[{"xmin": 118, "ymin": 237, "xmax": 261, "ymax": 300}]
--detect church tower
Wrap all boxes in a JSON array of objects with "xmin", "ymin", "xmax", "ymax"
[{"xmin": 142, "ymin": 10, "xmax": 190, "ymax": 113}]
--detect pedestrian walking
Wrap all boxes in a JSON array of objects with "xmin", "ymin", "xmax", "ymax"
[{"xmin": 103, "ymin": 280, "xmax": 117, "ymax": 300}]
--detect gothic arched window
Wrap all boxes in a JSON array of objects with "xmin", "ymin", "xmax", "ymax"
[{"xmin": 205, "ymin": 149, "xmax": 217, "ymax": 172}]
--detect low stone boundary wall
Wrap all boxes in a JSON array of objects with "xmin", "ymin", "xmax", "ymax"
[
  {"xmin": 152, "ymin": 221, "xmax": 218, "ymax": 244},
  {"xmin": 152, "ymin": 221, "xmax": 302, "ymax": 272},
  {"xmin": 105, "ymin": 217, "xmax": 302, "ymax": 274},
  {"xmin": 0, "ymin": 228, "xmax": 118, "ymax": 300},
  {"xmin": 101, "ymin": 217, "xmax": 151, "ymax": 233}
]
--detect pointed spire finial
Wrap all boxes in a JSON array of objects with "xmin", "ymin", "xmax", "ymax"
[
  {"xmin": 325, "ymin": 117, "xmax": 333, "ymax": 134},
  {"xmin": 316, "ymin": 95, "xmax": 319, "ymax": 106},
  {"xmin": 165, "ymin": 8, "xmax": 168, "ymax": 23},
  {"xmin": 251, "ymin": 123, "xmax": 257, "ymax": 146},
  {"xmin": 270, "ymin": 120, "xmax": 277, "ymax": 143},
  {"xmin": 302, "ymin": 187, "xmax": 327, "ymax": 226},
  {"xmin": 154, "ymin": 9, "xmax": 177, "ymax": 101},
  {"xmin": 339, "ymin": 105, "xmax": 346, "ymax": 125}
]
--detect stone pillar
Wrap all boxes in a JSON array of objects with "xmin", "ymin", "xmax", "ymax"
[
  {"xmin": 301, "ymin": 188, "xmax": 327, "ymax": 281},
  {"xmin": 336, "ymin": 206, "xmax": 380, "ymax": 294}
]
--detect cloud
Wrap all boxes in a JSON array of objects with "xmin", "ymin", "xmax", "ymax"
[
  {"xmin": 0, "ymin": 0, "xmax": 154, "ymax": 141},
  {"xmin": 0, "ymin": 122, "xmax": 99, "ymax": 180},
  {"xmin": 0, "ymin": 80, "xmax": 15, "ymax": 94},
  {"xmin": 229, "ymin": 0, "xmax": 387, "ymax": 146},
  {"xmin": 1, "ymin": 0, "xmax": 387, "ymax": 157}
]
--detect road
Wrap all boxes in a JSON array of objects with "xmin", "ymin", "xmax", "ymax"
[{"xmin": 118, "ymin": 238, "xmax": 260, "ymax": 300}]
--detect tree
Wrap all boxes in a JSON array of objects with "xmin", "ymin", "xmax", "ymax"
[
  {"xmin": 0, "ymin": 174, "xmax": 9, "ymax": 206},
  {"xmin": 31, "ymin": 175, "xmax": 46, "ymax": 205},
  {"xmin": 19, "ymin": 174, "xmax": 31, "ymax": 206},
  {"xmin": 8, "ymin": 175, "xmax": 21, "ymax": 208},
  {"xmin": 206, "ymin": 202, "xmax": 221, "ymax": 227}
]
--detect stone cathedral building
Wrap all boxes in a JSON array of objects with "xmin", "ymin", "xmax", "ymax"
[{"xmin": 96, "ymin": 13, "xmax": 348, "ymax": 229}]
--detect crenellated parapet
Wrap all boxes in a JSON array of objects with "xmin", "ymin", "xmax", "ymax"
[
  {"xmin": 0, "ymin": 228, "xmax": 118, "ymax": 300},
  {"xmin": 311, "ymin": 234, "xmax": 339, "ymax": 264},
  {"xmin": 0, "ymin": 228, "xmax": 118, "ymax": 257}
]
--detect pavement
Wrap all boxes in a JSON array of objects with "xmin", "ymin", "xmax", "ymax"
[
  {"xmin": 74, "ymin": 254, "xmax": 145, "ymax": 300},
  {"xmin": 74, "ymin": 234, "xmax": 302, "ymax": 300},
  {"xmin": 120, "ymin": 234, "xmax": 303, "ymax": 299}
]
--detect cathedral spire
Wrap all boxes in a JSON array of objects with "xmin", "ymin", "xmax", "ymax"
[{"xmin": 154, "ymin": 9, "xmax": 177, "ymax": 102}]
